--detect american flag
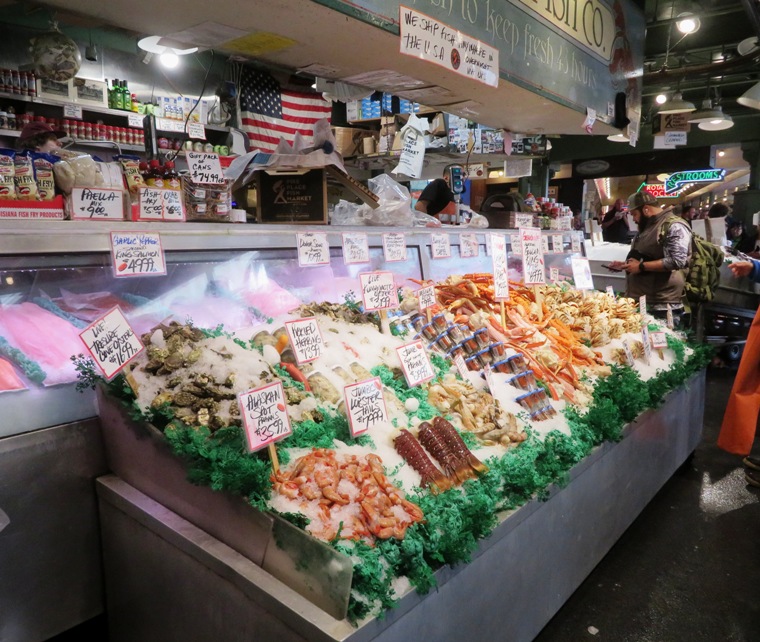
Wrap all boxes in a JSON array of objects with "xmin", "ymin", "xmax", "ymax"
[{"xmin": 240, "ymin": 68, "xmax": 332, "ymax": 153}]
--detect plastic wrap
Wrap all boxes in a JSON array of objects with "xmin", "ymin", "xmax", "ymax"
[{"xmin": 51, "ymin": 148, "xmax": 104, "ymax": 194}]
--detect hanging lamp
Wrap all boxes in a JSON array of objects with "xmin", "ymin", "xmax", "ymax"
[
  {"xmin": 737, "ymin": 81, "xmax": 760, "ymax": 110},
  {"xmin": 657, "ymin": 92, "xmax": 696, "ymax": 114}
]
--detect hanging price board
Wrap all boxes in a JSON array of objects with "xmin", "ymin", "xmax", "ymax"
[
  {"xmin": 382, "ymin": 232, "xmax": 407, "ymax": 262},
  {"xmin": 431, "ymin": 232, "xmax": 452, "ymax": 259},
  {"xmin": 79, "ymin": 307, "xmax": 144, "ymax": 380},
  {"xmin": 239, "ymin": 381, "xmax": 292, "ymax": 453},
  {"xmin": 520, "ymin": 227, "xmax": 546, "ymax": 285},
  {"xmin": 460, "ymin": 233, "xmax": 479, "ymax": 258},
  {"xmin": 110, "ymin": 231, "xmax": 166, "ymax": 277},
  {"xmin": 187, "ymin": 151, "xmax": 225, "ymax": 185},
  {"xmin": 396, "ymin": 340, "xmax": 435, "ymax": 387},
  {"xmin": 359, "ymin": 271, "xmax": 399, "ymax": 311},
  {"xmin": 491, "ymin": 233, "xmax": 509, "ymax": 301},
  {"xmin": 70, "ymin": 187, "xmax": 124, "ymax": 220},
  {"xmin": 342, "ymin": 232, "xmax": 370, "ymax": 264},
  {"xmin": 344, "ymin": 377, "xmax": 388, "ymax": 437},
  {"xmin": 284, "ymin": 317, "xmax": 325, "ymax": 364},
  {"xmin": 297, "ymin": 232, "xmax": 331, "ymax": 266}
]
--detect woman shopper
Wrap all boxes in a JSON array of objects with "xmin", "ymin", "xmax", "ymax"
[{"xmin": 717, "ymin": 258, "xmax": 760, "ymax": 487}]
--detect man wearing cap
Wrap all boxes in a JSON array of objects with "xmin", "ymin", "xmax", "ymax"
[
  {"xmin": 608, "ymin": 190, "xmax": 692, "ymax": 327},
  {"xmin": 17, "ymin": 121, "xmax": 65, "ymax": 154}
]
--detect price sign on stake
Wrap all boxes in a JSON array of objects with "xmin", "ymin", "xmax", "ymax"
[
  {"xmin": 418, "ymin": 285, "xmax": 436, "ymax": 310},
  {"xmin": 571, "ymin": 257, "xmax": 594, "ymax": 290},
  {"xmin": 110, "ymin": 231, "xmax": 167, "ymax": 277},
  {"xmin": 510, "ymin": 234, "xmax": 521, "ymax": 255},
  {"xmin": 297, "ymin": 232, "xmax": 330, "ymax": 266},
  {"xmin": 651, "ymin": 331, "xmax": 668, "ymax": 349},
  {"xmin": 666, "ymin": 305, "xmax": 674, "ymax": 329},
  {"xmin": 284, "ymin": 317, "xmax": 324, "ymax": 364},
  {"xmin": 79, "ymin": 307, "xmax": 144, "ymax": 380},
  {"xmin": 383, "ymin": 232, "xmax": 407, "ymax": 262},
  {"xmin": 186, "ymin": 122, "xmax": 206, "ymax": 140},
  {"xmin": 639, "ymin": 295, "xmax": 647, "ymax": 317},
  {"xmin": 431, "ymin": 232, "xmax": 451, "ymax": 259},
  {"xmin": 622, "ymin": 339, "xmax": 635, "ymax": 367},
  {"xmin": 396, "ymin": 340, "xmax": 435, "ymax": 387},
  {"xmin": 520, "ymin": 227, "xmax": 546, "ymax": 285},
  {"xmin": 491, "ymin": 233, "xmax": 509, "ymax": 301},
  {"xmin": 342, "ymin": 232, "xmax": 369, "ymax": 264},
  {"xmin": 460, "ymin": 233, "xmax": 479, "ymax": 258},
  {"xmin": 138, "ymin": 187, "xmax": 163, "ymax": 220},
  {"xmin": 360, "ymin": 271, "xmax": 399, "ymax": 311},
  {"xmin": 454, "ymin": 353, "xmax": 468, "ymax": 378},
  {"xmin": 71, "ymin": 187, "xmax": 124, "ymax": 220},
  {"xmin": 483, "ymin": 364, "xmax": 495, "ymax": 391},
  {"xmin": 641, "ymin": 326, "xmax": 652, "ymax": 365},
  {"xmin": 344, "ymin": 377, "xmax": 388, "ymax": 437},
  {"xmin": 606, "ymin": 285, "xmax": 615, "ymax": 296},
  {"xmin": 514, "ymin": 212, "xmax": 535, "ymax": 228},
  {"xmin": 162, "ymin": 189, "xmax": 186, "ymax": 221},
  {"xmin": 186, "ymin": 151, "xmax": 225, "ymax": 185},
  {"xmin": 552, "ymin": 234, "xmax": 564, "ymax": 253},
  {"xmin": 239, "ymin": 381, "xmax": 292, "ymax": 453}
]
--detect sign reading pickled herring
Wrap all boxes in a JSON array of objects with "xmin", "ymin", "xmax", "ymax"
[
  {"xmin": 79, "ymin": 307, "xmax": 144, "ymax": 380},
  {"xmin": 360, "ymin": 271, "xmax": 399, "ymax": 311},
  {"xmin": 400, "ymin": 6, "xmax": 498, "ymax": 87},
  {"xmin": 284, "ymin": 317, "xmax": 324, "ymax": 364},
  {"xmin": 344, "ymin": 377, "xmax": 389, "ymax": 437}
]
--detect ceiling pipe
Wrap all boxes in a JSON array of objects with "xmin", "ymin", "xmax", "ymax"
[{"xmin": 642, "ymin": 51, "xmax": 760, "ymax": 84}]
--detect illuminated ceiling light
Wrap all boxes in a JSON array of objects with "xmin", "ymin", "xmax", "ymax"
[
  {"xmin": 5, "ymin": 276, "xmax": 13, "ymax": 285},
  {"xmin": 656, "ymin": 173, "xmax": 670, "ymax": 182},
  {"xmin": 657, "ymin": 92, "xmax": 696, "ymax": 114},
  {"xmin": 655, "ymin": 94, "xmax": 668, "ymax": 105},
  {"xmin": 159, "ymin": 51, "xmax": 179, "ymax": 68},
  {"xmin": 138, "ymin": 35, "xmax": 197, "ymax": 68},
  {"xmin": 607, "ymin": 132, "xmax": 630, "ymax": 142},
  {"xmin": 718, "ymin": 150, "xmax": 726, "ymax": 157},
  {"xmin": 697, "ymin": 107, "xmax": 734, "ymax": 130},
  {"xmin": 676, "ymin": 13, "xmax": 701, "ymax": 34},
  {"xmin": 688, "ymin": 99, "xmax": 725, "ymax": 123},
  {"xmin": 737, "ymin": 81, "xmax": 760, "ymax": 111}
]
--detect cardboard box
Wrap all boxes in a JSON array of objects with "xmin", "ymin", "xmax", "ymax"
[
  {"xmin": 332, "ymin": 127, "xmax": 374, "ymax": 158},
  {"xmin": 380, "ymin": 116, "xmax": 399, "ymax": 137}
]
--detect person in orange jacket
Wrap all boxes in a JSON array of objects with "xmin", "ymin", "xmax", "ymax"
[{"xmin": 717, "ymin": 258, "xmax": 760, "ymax": 487}]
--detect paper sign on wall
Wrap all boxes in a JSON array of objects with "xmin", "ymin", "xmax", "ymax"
[
  {"xmin": 571, "ymin": 257, "xmax": 594, "ymax": 290},
  {"xmin": 491, "ymin": 233, "xmax": 509, "ymax": 301},
  {"xmin": 396, "ymin": 340, "xmax": 435, "ymax": 387},
  {"xmin": 383, "ymin": 232, "xmax": 407, "ymax": 262},
  {"xmin": 186, "ymin": 151, "xmax": 225, "ymax": 185},
  {"xmin": 70, "ymin": 187, "xmax": 124, "ymax": 220},
  {"xmin": 284, "ymin": 317, "xmax": 324, "ymax": 364},
  {"xmin": 460, "ymin": 233, "xmax": 479, "ymax": 258},
  {"xmin": 79, "ymin": 307, "xmax": 144, "ymax": 380},
  {"xmin": 344, "ymin": 377, "xmax": 388, "ymax": 437},
  {"xmin": 520, "ymin": 227, "xmax": 545, "ymax": 285},
  {"xmin": 360, "ymin": 271, "xmax": 399, "ymax": 311},
  {"xmin": 342, "ymin": 232, "xmax": 370, "ymax": 264},
  {"xmin": 238, "ymin": 381, "xmax": 292, "ymax": 453},
  {"xmin": 418, "ymin": 285, "xmax": 436, "ymax": 310},
  {"xmin": 514, "ymin": 213, "xmax": 535, "ymax": 228},
  {"xmin": 552, "ymin": 234, "xmax": 564, "ymax": 253},
  {"xmin": 431, "ymin": 232, "xmax": 451, "ymax": 259},
  {"xmin": 297, "ymin": 232, "xmax": 331, "ymax": 266},
  {"xmin": 110, "ymin": 231, "xmax": 166, "ymax": 277}
]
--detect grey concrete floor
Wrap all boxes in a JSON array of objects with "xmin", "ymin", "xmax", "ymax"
[{"xmin": 49, "ymin": 367, "xmax": 760, "ymax": 642}]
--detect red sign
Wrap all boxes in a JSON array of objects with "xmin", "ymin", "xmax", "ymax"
[{"xmin": 643, "ymin": 184, "xmax": 680, "ymax": 198}]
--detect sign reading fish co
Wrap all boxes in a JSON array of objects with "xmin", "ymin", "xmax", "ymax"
[{"xmin": 399, "ymin": 6, "xmax": 498, "ymax": 87}]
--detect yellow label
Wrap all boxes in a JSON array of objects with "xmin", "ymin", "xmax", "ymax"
[{"xmin": 222, "ymin": 32, "xmax": 297, "ymax": 56}]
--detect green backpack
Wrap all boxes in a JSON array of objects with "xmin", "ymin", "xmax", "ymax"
[{"xmin": 661, "ymin": 216, "xmax": 724, "ymax": 303}]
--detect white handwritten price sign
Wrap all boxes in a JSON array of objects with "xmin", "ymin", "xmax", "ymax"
[
  {"xmin": 651, "ymin": 331, "xmax": 668, "ymax": 349},
  {"xmin": 453, "ymin": 353, "xmax": 468, "ymax": 378},
  {"xmin": 491, "ymin": 233, "xmax": 509, "ymax": 301},
  {"xmin": 79, "ymin": 307, "xmax": 144, "ymax": 380},
  {"xmin": 284, "ymin": 317, "xmax": 324, "ymax": 364},
  {"xmin": 520, "ymin": 227, "xmax": 545, "ymax": 285},
  {"xmin": 622, "ymin": 339, "xmax": 635, "ymax": 367},
  {"xmin": 162, "ymin": 189, "xmax": 186, "ymax": 221},
  {"xmin": 639, "ymin": 295, "xmax": 647, "ymax": 317},
  {"xmin": 571, "ymin": 257, "xmax": 594, "ymax": 290},
  {"xmin": 550, "ymin": 267, "xmax": 559, "ymax": 282},
  {"xmin": 396, "ymin": 340, "xmax": 435, "ymax": 387},
  {"xmin": 514, "ymin": 212, "xmax": 535, "ymax": 228},
  {"xmin": 605, "ymin": 286, "xmax": 615, "ymax": 297},
  {"xmin": 186, "ymin": 122, "xmax": 206, "ymax": 140},
  {"xmin": 552, "ymin": 234, "xmax": 564, "ymax": 253},
  {"xmin": 110, "ymin": 231, "xmax": 166, "ymax": 277},
  {"xmin": 383, "ymin": 232, "xmax": 407, "ymax": 262},
  {"xmin": 541, "ymin": 235, "xmax": 550, "ymax": 254},
  {"xmin": 297, "ymin": 232, "xmax": 331, "ymax": 267},
  {"xmin": 138, "ymin": 187, "xmax": 163, "ymax": 220},
  {"xmin": 431, "ymin": 232, "xmax": 451, "ymax": 259},
  {"xmin": 483, "ymin": 364, "xmax": 495, "ymax": 391},
  {"xmin": 509, "ymin": 234, "xmax": 521, "ymax": 255},
  {"xmin": 460, "ymin": 233, "xmax": 479, "ymax": 258},
  {"xmin": 239, "ymin": 381, "xmax": 292, "ymax": 453},
  {"xmin": 360, "ymin": 271, "xmax": 399, "ymax": 311},
  {"xmin": 641, "ymin": 326, "xmax": 652, "ymax": 365},
  {"xmin": 127, "ymin": 113, "xmax": 144, "ymax": 128},
  {"xmin": 342, "ymin": 232, "xmax": 370, "ymax": 265},
  {"xmin": 418, "ymin": 284, "xmax": 436, "ymax": 310},
  {"xmin": 186, "ymin": 151, "xmax": 225, "ymax": 185},
  {"xmin": 571, "ymin": 236, "xmax": 582, "ymax": 253},
  {"xmin": 63, "ymin": 103, "xmax": 82, "ymax": 119},
  {"xmin": 70, "ymin": 187, "xmax": 124, "ymax": 220},
  {"xmin": 344, "ymin": 377, "xmax": 388, "ymax": 437}
]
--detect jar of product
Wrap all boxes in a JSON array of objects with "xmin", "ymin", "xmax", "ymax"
[
  {"xmin": 157, "ymin": 136, "xmax": 170, "ymax": 149},
  {"xmin": 10, "ymin": 70, "xmax": 20, "ymax": 94},
  {"xmin": 6, "ymin": 108, "xmax": 15, "ymax": 130},
  {"xmin": 0, "ymin": 112, "xmax": 8, "ymax": 130},
  {"xmin": 3, "ymin": 69, "xmax": 12, "ymax": 92},
  {"xmin": 172, "ymin": 138, "xmax": 182, "ymax": 150},
  {"xmin": 84, "ymin": 122, "xmax": 93, "ymax": 140},
  {"xmin": 27, "ymin": 72, "xmax": 36, "ymax": 97},
  {"xmin": 77, "ymin": 121, "xmax": 87, "ymax": 139},
  {"xmin": 0, "ymin": 69, "xmax": 6, "ymax": 93},
  {"xmin": 203, "ymin": 143, "xmax": 214, "ymax": 153},
  {"xmin": 20, "ymin": 72, "xmax": 28, "ymax": 96}
]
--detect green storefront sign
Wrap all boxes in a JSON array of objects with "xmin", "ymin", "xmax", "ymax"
[{"xmin": 664, "ymin": 169, "xmax": 726, "ymax": 194}]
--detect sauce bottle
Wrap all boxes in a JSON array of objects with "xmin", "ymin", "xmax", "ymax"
[
  {"xmin": 145, "ymin": 159, "xmax": 165, "ymax": 188},
  {"xmin": 163, "ymin": 160, "xmax": 180, "ymax": 190}
]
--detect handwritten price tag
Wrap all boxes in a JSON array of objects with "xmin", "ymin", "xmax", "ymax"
[
  {"xmin": 460, "ymin": 233, "xmax": 479, "ymax": 258},
  {"xmin": 431, "ymin": 232, "xmax": 451, "ymax": 259},
  {"xmin": 110, "ymin": 231, "xmax": 166, "ymax": 277},
  {"xmin": 571, "ymin": 236, "xmax": 582, "ymax": 253},
  {"xmin": 396, "ymin": 340, "xmax": 435, "ymax": 387},
  {"xmin": 514, "ymin": 212, "xmax": 534, "ymax": 228},
  {"xmin": 520, "ymin": 227, "xmax": 545, "ymax": 285},
  {"xmin": 491, "ymin": 233, "xmax": 509, "ymax": 301},
  {"xmin": 541, "ymin": 235, "xmax": 550, "ymax": 254},
  {"xmin": 297, "ymin": 232, "xmax": 331, "ymax": 266},
  {"xmin": 239, "ymin": 381, "xmax": 292, "ymax": 453},
  {"xmin": 639, "ymin": 295, "xmax": 647, "ymax": 317},
  {"xmin": 453, "ymin": 353, "xmax": 468, "ymax": 378},
  {"xmin": 382, "ymin": 232, "xmax": 407, "ymax": 262},
  {"xmin": 651, "ymin": 331, "xmax": 668, "ymax": 349},
  {"xmin": 641, "ymin": 326, "xmax": 652, "ymax": 365},
  {"xmin": 571, "ymin": 257, "xmax": 594, "ymax": 290},
  {"xmin": 342, "ymin": 232, "xmax": 370, "ymax": 264},
  {"xmin": 187, "ymin": 151, "xmax": 225, "ymax": 185},
  {"xmin": 63, "ymin": 103, "xmax": 82, "ymax": 119},
  {"xmin": 509, "ymin": 234, "xmax": 521, "ymax": 255},
  {"xmin": 552, "ymin": 234, "xmax": 564, "ymax": 253},
  {"xmin": 138, "ymin": 187, "xmax": 164, "ymax": 220},
  {"xmin": 186, "ymin": 122, "xmax": 206, "ymax": 140},
  {"xmin": 483, "ymin": 363, "xmax": 495, "ymax": 391},
  {"xmin": 127, "ymin": 113, "xmax": 144, "ymax": 128},
  {"xmin": 622, "ymin": 339, "xmax": 635, "ymax": 367},
  {"xmin": 70, "ymin": 187, "xmax": 124, "ymax": 220},
  {"xmin": 344, "ymin": 377, "xmax": 388, "ymax": 437},
  {"xmin": 79, "ymin": 307, "xmax": 144, "ymax": 380},
  {"xmin": 550, "ymin": 267, "xmax": 559, "ymax": 282},
  {"xmin": 284, "ymin": 317, "xmax": 324, "ymax": 364},
  {"xmin": 418, "ymin": 285, "xmax": 436, "ymax": 310},
  {"xmin": 359, "ymin": 271, "xmax": 399, "ymax": 311},
  {"xmin": 606, "ymin": 285, "xmax": 615, "ymax": 296},
  {"xmin": 162, "ymin": 189, "xmax": 186, "ymax": 221}
]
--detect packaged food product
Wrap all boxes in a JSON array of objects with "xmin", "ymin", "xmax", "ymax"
[
  {"xmin": 0, "ymin": 148, "xmax": 15, "ymax": 200},
  {"xmin": 116, "ymin": 155, "xmax": 145, "ymax": 196},
  {"xmin": 14, "ymin": 152, "xmax": 38, "ymax": 200},
  {"xmin": 32, "ymin": 152, "xmax": 57, "ymax": 200},
  {"xmin": 51, "ymin": 149, "xmax": 103, "ymax": 194}
]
